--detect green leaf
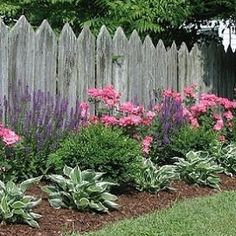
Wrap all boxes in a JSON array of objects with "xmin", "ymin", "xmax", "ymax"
[
  {"xmin": 78, "ymin": 198, "xmax": 89, "ymax": 208},
  {"xmin": 25, "ymin": 219, "xmax": 40, "ymax": 228},
  {"xmin": 0, "ymin": 196, "xmax": 10, "ymax": 214},
  {"xmin": 103, "ymin": 200, "xmax": 119, "ymax": 209},
  {"xmin": 69, "ymin": 166, "xmax": 81, "ymax": 184},
  {"xmin": 26, "ymin": 198, "xmax": 42, "ymax": 208},
  {"xmin": 48, "ymin": 174, "xmax": 67, "ymax": 185},
  {"xmin": 101, "ymin": 192, "xmax": 118, "ymax": 201},
  {"xmin": 12, "ymin": 201, "xmax": 26, "ymax": 209},
  {"xmin": 49, "ymin": 198, "xmax": 63, "ymax": 209},
  {"xmin": 63, "ymin": 165, "xmax": 73, "ymax": 177},
  {"xmin": 29, "ymin": 212, "xmax": 42, "ymax": 219},
  {"xmin": 20, "ymin": 176, "xmax": 42, "ymax": 192},
  {"xmin": 0, "ymin": 180, "xmax": 5, "ymax": 190}
]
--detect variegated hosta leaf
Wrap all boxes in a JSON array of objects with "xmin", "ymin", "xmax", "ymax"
[
  {"xmin": 63, "ymin": 165, "xmax": 73, "ymax": 177},
  {"xmin": 20, "ymin": 176, "xmax": 42, "ymax": 193},
  {"xmin": 0, "ymin": 178, "xmax": 42, "ymax": 228},
  {"xmin": 43, "ymin": 165, "xmax": 119, "ymax": 212}
]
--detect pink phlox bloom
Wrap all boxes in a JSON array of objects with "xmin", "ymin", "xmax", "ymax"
[
  {"xmin": 119, "ymin": 102, "xmax": 135, "ymax": 113},
  {"xmin": 190, "ymin": 104, "xmax": 207, "ymax": 115},
  {"xmin": 79, "ymin": 102, "xmax": 89, "ymax": 118},
  {"xmin": 146, "ymin": 111, "xmax": 156, "ymax": 120},
  {"xmin": 219, "ymin": 98, "xmax": 234, "ymax": 109},
  {"xmin": 89, "ymin": 115, "xmax": 99, "ymax": 124},
  {"xmin": 88, "ymin": 88, "xmax": 103, "ymax": 99},
  {"xmin": 190, "ymin": 118, "xmax": 200, "ymax": 128},
  {"xmin": 163, "ymin": 89, "xmax": 181, "ymax": 102},
  {"xmin": 200, "ymin": 93, "xmax": 218, "ymax": 102},
  {"xmin": 101, "ymin": 115, "xmax": 118, "ymax": 126},
  {"xmin": 119, "ymin": 115, "xmax": 142, "ymax": 126},
  {"xmin": 223, "ymin": 111, "xmax": 233, "ymax": 121},
  {"xmin": 132, "ymin": 105, "xmax": 144, "ymax": 115},
  {"xmin": 213, "ymin": 114, "xmax": 222, "ymax": 121},
  {"xmin": 0, "ymin": 126, "xmax": 21, "ymax": 146},
  {"xmin": 142, "ymin": 136, "xmax": 153, "ymax": 154},
  {"xmin": 213, "ymin": 118, "xmax": 224, "ymax": 131},
  {"xmin": 184, "ymin": 86, "xmax": 195, "ymax": 98}
]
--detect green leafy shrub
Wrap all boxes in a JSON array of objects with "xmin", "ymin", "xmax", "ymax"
[
  {"xmin": 150, "ymin": 125, "xmax": 218, "ymax": 165},
  {"xmin": 212, "ymin": 142, "xmax": 236, "ymax": 175},
  {"xmin": 47, "ymin": 124, "xmax": 143, "ymax": 183},
  {"xmin": 42, "ymin": 165, "xmax": 119, "ymax": 212},
  {"xmin": 0, "ymin": 141, "xmax": 41, "ymax": 182},
  {"xmin": 0, "ymin": 176, "xmax": 42, "ymax": 228},
  {"xmin": 169, "ymin": 125, "xmax": 218, "ymax": 158},
  {"xmin": 135, "ymin": 158, "xmax": 176, "ymax": 193},
  {"xmin": 174, "ymin": 151, "xmax": 223, "ymax": 188}
]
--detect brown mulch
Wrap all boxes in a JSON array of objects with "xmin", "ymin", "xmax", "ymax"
[{"xmin": 0, "ymin": 174, "xmax": 236, "ymax": 236}]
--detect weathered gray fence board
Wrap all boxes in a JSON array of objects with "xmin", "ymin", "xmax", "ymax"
[
  {"xmin": 112, "ymin": 27, "xmax": 128, "ymax": 102},
  {"xmin": 35, "ymin": 20, "xmax": 57, "ymax": 95},
  {"xmin": 58, "ymin": 23, "xmax": 77, "ymax": 108},
  {"xmin": 96, "ymin": 26, "xmax": 112, "ymax": 88},
  {"xmin": 142, "ymin": 36, "xmax": 156, "ymax": 107},
  {"xmin": 128, "ymin": 30, "xmax": 143, "ymax": 103},
  {"xmin": 77, "ymin": 27, "xmax": 95, "ymax": 108},
  {"xmin": 0, "ymin": 20, "xmax": 8, "ymax": 109},
  {"xmin": 8, "ymin": 16, "xmax": 35, "ymax": 96},
  {"xmin": 156, "ymin": 40, "xmax": 167, "ymax": 90},
  {"xmin": 167, "ymin": 42, "xmax": 178, "ymax": 90},
  {"xmin": 178, "ymin": 42, "xmax": 189, "ymax": 95}
]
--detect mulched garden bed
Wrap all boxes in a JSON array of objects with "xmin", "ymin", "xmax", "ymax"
[{"xmin": 1, "ymin": 174, "xmax": 236, "ymax": 236}]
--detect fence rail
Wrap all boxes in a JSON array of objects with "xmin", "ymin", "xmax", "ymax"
[{"xmin": 0, "ymin": 16, "xmax": 236, "ymax": 109}]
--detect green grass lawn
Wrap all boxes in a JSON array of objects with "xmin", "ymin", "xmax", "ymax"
[{"xmin": 72, "ymin": 191, "xmax": 236, "ymax": 236}]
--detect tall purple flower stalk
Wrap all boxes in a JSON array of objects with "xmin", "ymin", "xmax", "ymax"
[{"xmin": 158, "ymin": 96, "xmax": 186, "ymax": 145}]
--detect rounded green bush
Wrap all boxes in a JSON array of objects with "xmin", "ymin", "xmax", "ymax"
[{"xmin": 47, "ymin": 124, "xmax": 143, "ymax": 183}]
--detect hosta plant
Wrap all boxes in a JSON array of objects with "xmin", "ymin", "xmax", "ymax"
[
  {"xmin": 135, "ymin": 158, "xmax": 177, "ymax": 193},
  {"xmin": 212, "ymin": 142, "xmax": 236, "ymax": 175},
  {"xmin": 42, "ymin": 165, "xmax": 119, "ymax": 213},
  {"xmin": 0, "ymin": 176, "xmax": 42, "ymax": 228},
  {"xmin": 174, "ymin": 151, "xmax": 223, "ymax": 188}
]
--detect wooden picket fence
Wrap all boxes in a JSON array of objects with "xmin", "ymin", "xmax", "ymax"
[{"xmin": 0, "ymin": 15, "xmax": 236, "ymax": 110}]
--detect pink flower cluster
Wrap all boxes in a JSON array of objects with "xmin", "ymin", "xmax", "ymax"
[
  {"xmin": 163, "ymin": 89, "xmax": 181, "ymax": 102},
  {"xmin": 88, "ymin": 86, "xmax": 157, "ymax": 127},
  {"xmin": 142, "ymin": 136, "xmax": 153, "ymax": 154},
  {"xmin": 183, "ymin": 85, "xmax": 197, "ymax": 98},
  {"xmin": 88, "ymin": 85, "xmax": 120, "ymax": 108},
  {"xmin": 0, "ymin": 123, "xmax": 20, "ymax": 146},
  {"xmin": 184, "ymin": 93, "xmax": 236, "ymax": 131}
]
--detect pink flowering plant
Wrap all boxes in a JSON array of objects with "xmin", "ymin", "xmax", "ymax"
[
  {"xmin": 0, "ymin": 123, "xmax": 21, "ymax": 181},
  {"xmin": 88, "ymin": 85, "xmax": 157, "ymax": 151},
  {"xmin": 0, "ymin": 123, "xmax": 20, "ymax": 146}
]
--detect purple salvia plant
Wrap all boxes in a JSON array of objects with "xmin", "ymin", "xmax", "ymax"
[
  {"xmin": 0, "ymin": 84, "xmax": 87, "ymax": 175},
  {"xmin": 158, "ymin": 96, "xmax": 186, "ymax": 145}
]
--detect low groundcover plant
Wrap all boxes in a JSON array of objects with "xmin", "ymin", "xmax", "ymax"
[
  {"xmin": 42, "ymin": 165, "xmax": 119, "ymax": 212},
  {"xmin": 0, "ymin": 176, "xmax": 42, "ymax": 228},
  {"xmin": 135, "ymin": 158, "xmax": 176, "ymax": 193},
  {"xmin": 174, "ymin": 151, "xmax": 223, "ymax": 188},
  {"xmin": 212, "ymin": 142, "xmax": 236, "ymax": 175}
]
